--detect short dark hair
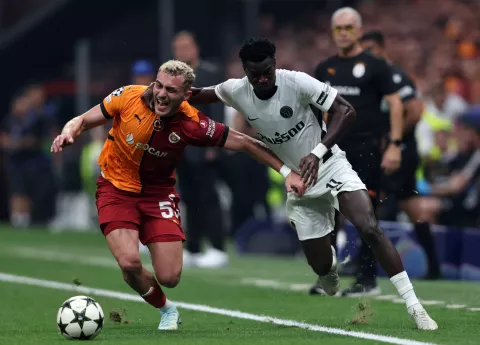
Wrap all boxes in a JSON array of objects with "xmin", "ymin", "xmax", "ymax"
[
  {"xmin": 360, "ymin": 30, "xmax": 386, "ymax": 47},
  {"xmin": 239, "ymin": 38, "xmax": 276, "ymax": 64}
]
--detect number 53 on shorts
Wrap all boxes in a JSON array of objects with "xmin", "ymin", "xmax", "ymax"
[{"xmin": 159, "ymin": 194, "xmax": 181, "ymax": 219}]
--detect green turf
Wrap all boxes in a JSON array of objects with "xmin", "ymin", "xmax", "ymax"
[{"xmin": 0, "ymin": 227, "xmax": 478, "ymax": 345}]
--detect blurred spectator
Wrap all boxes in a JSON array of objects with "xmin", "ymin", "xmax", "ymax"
[
  {"xmin": 172, "ymin": 30, "xmax": 228, "ymax": 268},
  {"xmin": 417, "ymin": 84, "xmax": 468, "ymax": 157},
  {"xmin": 416, "ymin": 106, "xmax": 480, "ymax": 228},
  {"xmin": 0, "ymin": 84, "xmax": 56, "ymax": 228},
  {"xmin": 131, "ymin": 60, "xmax": 155, "ymax": 86}
]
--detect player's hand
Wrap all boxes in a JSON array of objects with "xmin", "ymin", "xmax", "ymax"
[
  {"xmin": 50, "ymin": 134, "xmax": 75, "ymax": 153},
  {"xmin": 285, "ymin": 172, "xmax": 306, "ymax": 196},
  {"xmin": 381, "ymin": 144, "xmax": 401, "ymax": 175},
  {"xmin": 299, "ymin": 153, "xmax": 320, "ymax": 188}
]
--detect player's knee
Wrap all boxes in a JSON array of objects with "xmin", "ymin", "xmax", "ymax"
[
  {"xmin": 117, "ymin": 254, "xmax": 142, "ymax": 275},
  {"xmin": 157, "ymin": 270, "xmax": 182, "ymax": 288},
  {"xmin": 357, "ymin": 213, "xmax": 383, "ymax": 245}
]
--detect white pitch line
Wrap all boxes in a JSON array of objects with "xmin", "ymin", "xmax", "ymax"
[
  {"xmin": 375, "ymin": 295, "xmax": 398, "ymax": 301},
  {"xmin": 419, "ymin": 300, "xmax": 445, "ymax": 306},
  {"xmin": 0, "ymin": 272, "xmax": 438, "ymax": 345},
  {"xmin": 5, "ymin": 246, "xmax": 480, "ymax": 314},
  {"xmin": 445, "ymin": 304, "xmax": 466, "ymax": 309}
]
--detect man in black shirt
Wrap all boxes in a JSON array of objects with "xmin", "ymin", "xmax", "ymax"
[
  {"xmin": 360, "ymin": 30, "xmax": 441, "ymax": 280},
  {"xmin": 310, "ymin": 7, "xmax": 404, "ymax": 296}
]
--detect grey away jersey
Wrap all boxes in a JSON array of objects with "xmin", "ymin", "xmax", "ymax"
[{"xmin": 215, "ymin": 69, "xmax": 338, "ymax": 171}]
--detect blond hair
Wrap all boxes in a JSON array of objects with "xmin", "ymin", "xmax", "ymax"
[{"xmin": 159, "ymin": 60, "xmax": 196, "ymax": 88}]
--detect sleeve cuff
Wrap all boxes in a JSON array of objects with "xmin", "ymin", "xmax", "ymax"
[
  {"xmin": 217, "ymin": 126, "xmax": 229, "ymax": 147},
  {"xmin": 100, "ymin": 102, "xmax": 113, "ymax": 119}
]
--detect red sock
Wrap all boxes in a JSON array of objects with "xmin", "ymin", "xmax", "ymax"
[{"xmin": 141, "ymin": 281, "xmax": 167, "ymax": 308}]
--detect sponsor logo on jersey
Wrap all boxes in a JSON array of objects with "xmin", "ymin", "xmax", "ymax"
[
  {"xmin": 153, "ymin": 118, "xmax": 164, "ymax": 131},
  {"xmin": 126, "ymin": 133, "xmax": 134, "ymax": 145},
  {"xmin": 352, "ymin": 63, "xmax": 366, "ymax": 78},
  {"xmin": 169, "ymin": 132, "xmax": 181, "ymax": 144},
  {"xmin": 280, "ymin": 106, "xmax": 293, "ymax": 119},
  {"xmin": 135, "ymin": 114, "xmax": 144, "ymax": 124},
  {"xmin": 330, "ymin": 85, "xmax": 361, "ymax": 96},
  {"xmin": 257, "ymin": 121, "xmax": 305, "ymax": 145},
  {"xmin": 112, "ymin": 87, "xmax": 125, "ymax": 96},
  {"xmin": 135, "ymin": 143, "xmax": 168, "ymax": 157},
  {"xmin": 205, "ymin": 119, "xmax": 216, "ymax": 138}
]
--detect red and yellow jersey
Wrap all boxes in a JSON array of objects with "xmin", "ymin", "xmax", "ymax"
[{"xmin": 98, "ymin": 85, "xmax": 228, "ymax": 193}]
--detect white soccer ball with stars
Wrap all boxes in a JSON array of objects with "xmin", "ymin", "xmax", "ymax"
[{"xmin": 56, "ymin": 295, "xmax": 104, "ymax": 340}]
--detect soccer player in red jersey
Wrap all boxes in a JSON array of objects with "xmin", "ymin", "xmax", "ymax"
[{"xmin": 51, "ymin": 60, "xmax": 307, "ymax": 330}]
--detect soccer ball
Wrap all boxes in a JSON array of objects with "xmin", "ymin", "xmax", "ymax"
[{"xmin": 56, "ymin": 295, "xmax": 104, "ymax": 340}]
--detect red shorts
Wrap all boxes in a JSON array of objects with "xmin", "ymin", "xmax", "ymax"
[{"xmin": 95, "ymin": 177, "xmax": 185, "ymax": 245}]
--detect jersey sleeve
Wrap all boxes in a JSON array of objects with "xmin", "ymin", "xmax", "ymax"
[
  {"xmin": 394, "ymin": 72, "xmax": 417, "ymax": 103},
  {"xmin": 295, "ymin": 72, "xmax": 338, "ymax": 112},
  {"xmin": 374, "ymin": 60, "xmax": 398, "ymax": 96},
  {"xmin": 100, "ymin": 86, "xmax": 130, "ymax": 119},
  {"xmin": 214, "ymin": 79, "xmax": 239, "ymax": 108},
  {"xmin": 182, "ymin": 112, "xmax": 230, "ymax": 148}
]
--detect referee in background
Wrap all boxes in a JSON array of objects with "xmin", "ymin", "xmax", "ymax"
[
  {"xmin": 360, "ymin": 30, "xmax": 441, "ymax": 280},
  {"xmin": 310, "ymin": 7, "xmax": 403, "ymax": 296}
]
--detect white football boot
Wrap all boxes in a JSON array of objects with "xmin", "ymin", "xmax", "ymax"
[
  {"xmin": 408, "ymin": 305, "xmax": 438, "ymax": 330},
  {"xmin": 318, "ymin": 246, "xmax": 341, "ymax": 296},
  {"xmin": 158, "ymin": 304, "xmax": 181, "ymax": 330}
]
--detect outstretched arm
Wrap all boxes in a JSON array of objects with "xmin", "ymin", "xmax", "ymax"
[
  {"xmin": 223, "ymin": 128, "xmax": 306, "ymax": 196},
  {"xmin": 51, "ymin": 105, "xmax": 109, "ymax": 152},
  {"xmin": 189, "ymin": 86, "xmax": 221, "ymax": 104}
]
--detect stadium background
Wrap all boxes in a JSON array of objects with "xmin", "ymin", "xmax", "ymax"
[{"xmin": 0, "ymin": 0, "xmax": 479, "ymax": 280}]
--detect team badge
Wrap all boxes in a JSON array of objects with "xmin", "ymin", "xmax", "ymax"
[
  {"xmin": 280, "ymin": 106, "xmax": 293, "ymax": 119},
  {"xmin": 393, "ymin": 74, "xmax": 402, "ymax": 84},
  {"xmin": 168, "ymin": 132, "xmax": 181, "ymax": 144},
  {"xmin": 112, "ymin": 87, "xmax": 125, "ymax": 96},
  {"xmin": 352, "ymin": 63, "xmax": 365, "ymax": 78},
  {"xmin": 199, "ymin": 120, "xmax": 208, "ymax": 128},
  {"xmin": 153, "ymin": 119, "xmax": 164, "ymax": 131},
  {"xmin": 126, "ymin": 133, "xmax": 134, "ymax": 145}
]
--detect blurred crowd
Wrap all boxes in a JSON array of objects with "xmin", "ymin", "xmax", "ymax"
[{"xmin": 1, "ymin": 0, "xmax": 479, "ymax": 253}]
